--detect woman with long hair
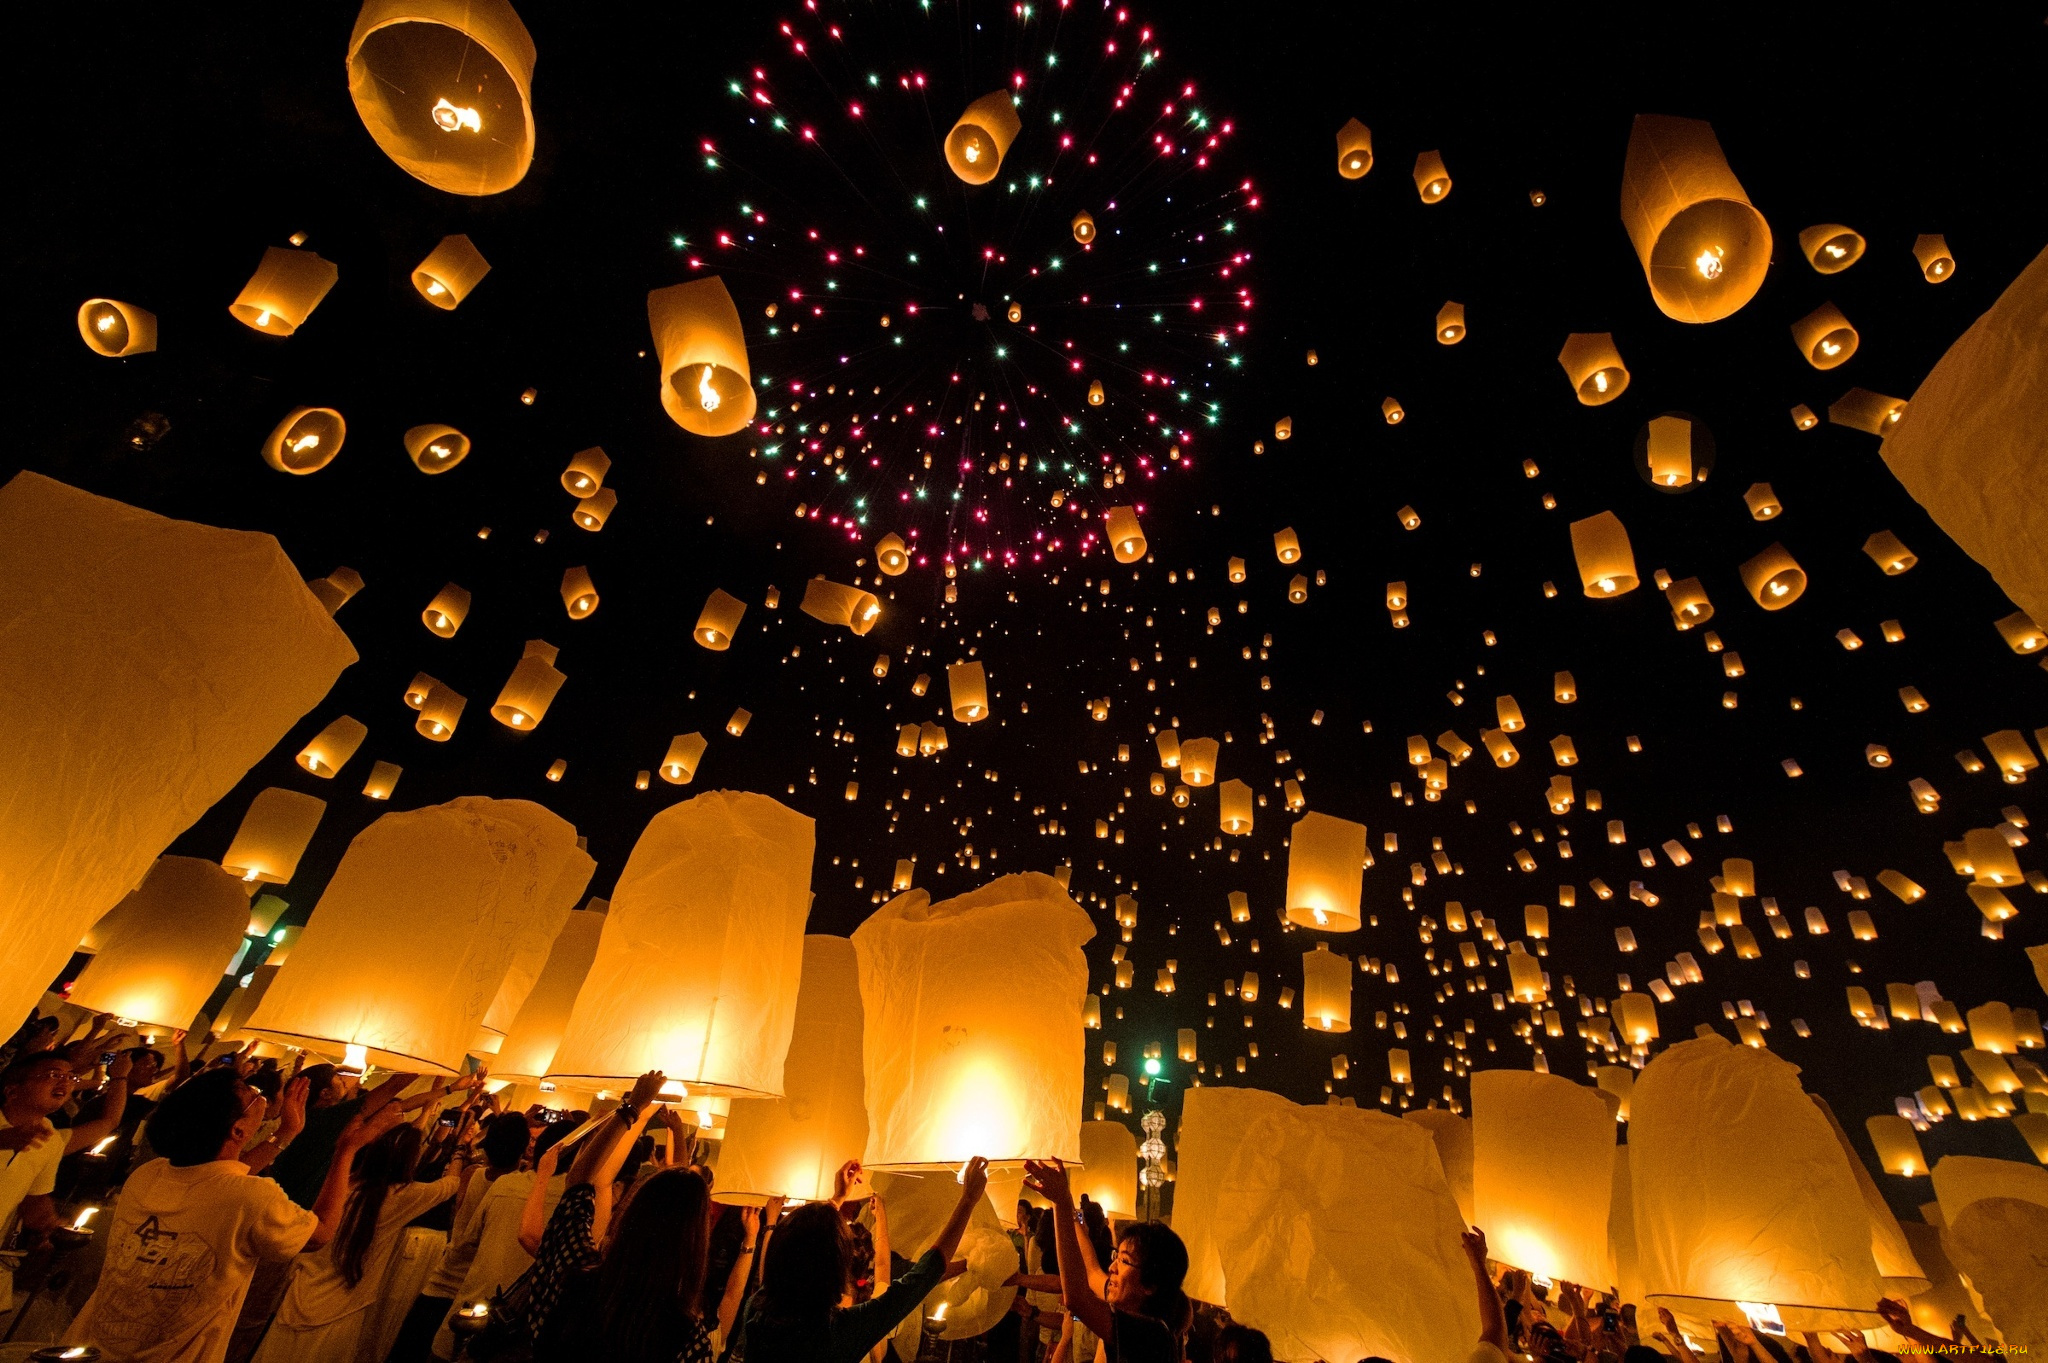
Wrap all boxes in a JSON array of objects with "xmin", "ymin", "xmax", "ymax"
[
  {"xmin": 1022, "ymin": 1158, "xmax": 1192, "ymax": 1363},
  {"xmin": 253, "ymin": 1113, "xmax": 464, "ymax": 1362}
]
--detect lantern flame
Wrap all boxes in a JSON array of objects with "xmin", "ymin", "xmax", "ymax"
[
  {"xmin": 697, "ymin": 365, "xmax": 721, "ymax": 412},
  {"xmin": 431, "ymin": 98, "xmax": 482, "ymax": 134},
  {"xmin": 1695, "ymin": 245, "xmax": 1725, "ymax": 279}
]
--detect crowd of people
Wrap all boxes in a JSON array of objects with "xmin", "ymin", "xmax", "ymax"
[{"xmin": 0, "ymin": 1009, "xmax": 2001, "ymax": 1363}]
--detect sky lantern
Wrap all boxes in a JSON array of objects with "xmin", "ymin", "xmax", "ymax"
[
  {"xmin": 1285, "ymin": 812, "xmax": 1366, "ymax": 931},
  {"xmin": 1335, "ymin": 118, "xmax": 1373, "ymax": 178},
  {"xmin": 1472, "ymin": 1070, "xmax": 1614, "ymax": 1288},
  {"xmin": 491, "ymin": 904, "xmax": 608, "ymax": 1087},
  {"xmin": 649, "ymin": 277, "xmax": 757, "ymax": 436},
  {"xmin": 1619, "ymin": 114, "xmax": 1772, "ymax": 322},
  {"xmin": 411, "ymin": 233, "xmax": 491, "ymax": 307},
  {"xmin": 346, "ymin": 0, "xmax": 536, "ymax": 195},
  {"xmin": 77, "ymin": 298, "xmax": 156, "ymax": 356},
  {"xmin": 231, "ymin": 247, "xmax": 338, "ymax": 335},
  {"xmin": 66, "ymin": 857, "xmax": 251, "ymax": 1033},
  {"xmin": 945, "ymin": 89, "xmax": 1022, "ymax": 184}
]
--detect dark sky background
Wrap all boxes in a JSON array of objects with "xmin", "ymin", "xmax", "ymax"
[{"xmin": 7, "ymin": 3, "xmax": 2048, "ymax": 1218}]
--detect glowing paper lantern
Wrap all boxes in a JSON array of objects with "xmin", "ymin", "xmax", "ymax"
[
  {"xmin": 1075, "ymin": 1120, "xmax": 1138, "ymax": 1218},
  {"xmin": 67, "ymin": 858, "xmax": 250, "ymax": 1032},
  {"xmin": 1912, "ymin": 235, "xmax": 1956, "ymax": 283},
  {"xmin": 560, "ymin": 566, "xmax": 598, "ymax": 619},
  {"xmin": 1571, "ymin": 511, "xmax": 1640, "ymax": 597},
  {"xmin": 1436, "ymin": 301, "xmax": 1467, "ymax": 344},
  {"xmin": 0, "ymin": 474, "xmax": 353, "ymax": 1028},
  {"xmin": 1929, "ymin": 1156, "xmax": 2048, "ymax": 1346},
  {"xmin": 875, "ymin": 533, "xmax": 910, "ymax": 575},
  {"xmin": 1614, "ymin": 991, "xmax": 1659, "ymax": 1047},
  {"xmin": 1335, "ymin": 118, "xmax": 1373, "ymax": 178},
  {"xmin": 1832, "ymin": 387, "xmax": 1909, "ymax": 434},
  {"xmin": 945, "ymin": 89, "xmax": 1022, "ymax": 185},
  {"xmin": 1799, "ymin": 224, "xmax": 1865, "ymax": 274},
  {"xmin": 1863, "ymin": 530, "xmax": 1917, "ymax": 576},
  {"xmin": 476, "ymin": 850, "xmax": 595, "ymax": 1052},
  {"xmin": 411, "ymin": 233, "xmax": 490, "ymax": 307},
  {"xmin": 1792, "ymin": 302, "xmax": 1859, "ymax": 370},
  {"xmin": 717, "ymin": 935, "xmax": 870, "ymax": 1204},
  {"xmin": 362, "ymin": 761, "xmax": 401, "ymax": 800},
  {"xmin": 1103, "ymin": 506, "xmax": 1147, "ymax": 563},
  {"xmin": 230, "ymin": 247, "xmax": 338, "ymax": 335},
  {"xmin": 404, "ymin": 423, "xmax": 470, "ymax": 474},
  {"xmin": 261, "ymin": 407, "xmax": 346, "ymax": 475},
  {"xmin": 1744, "ymin": 482, "xmax": 1784, "ymax": 519},
  {"xmin": 1865, "ymin": 1116, "xmax": 1926, "ymax": 1177},
  {"xmin": 694, "ymin": 588, "xmax": 746, "ymax": 649},
  {"xmin": 658, "ymin": 733, "xmax": 707, "ymax": 785},
  {"xmin": 1405, "ymin": 1108, "xmax": 1474, "ymax": 1226},
  {"xmin": 1619, "ymin": 114, "xmax": 1771, "ymax": 323},
  {"xmin": 1472, "ymin": 1070, "xmax": 1614, "ymax": 1286},
  {"xmin": 1413, "ymin": 150, "xmax": 1451, "ymax": 203},
  {"xmin": 1559, "ymin": 333, "xmax": 1630, "ymax": 404},
  {"xmin": 1284, "ymin": 812, "xmax": 1366, "ymax": 931},
  {"xmin": 1071, "ymin": 210, "xmax": 1096, "ymax": 243},
  {"xmin": 1301, "ymin": 943, "xmax": 1352, "ymax": 1032},
  {"xmin": 222, "ymin": 788, "xmax": 327, "ymax": 886},
  {"xmin": 415, "ymin": 682, "xmax": 466, "ymax": 741},
  {"xmin": 1880, "ymin": 243, "xmax": 2048, "ymax": 634},
  {"xmin": 800, "ymin": 577, "xmax": 882, "ymax": 635},
  {"xmin": 561, "ymin": 447, "xmax": 609, "ymax": 496},
  {"xmin": 948, "ymin": 661, "xmax": 989, "ymax": 723},
  {"xmin": 490, "ymin": 639, "xmax": 566, "ymax": 730},
  {"xmin": 307, "ymin": 567, "xmax": 363, "ymax": 615},
  {"xmin": 1273, "ymin": 527, "xmax": 1302, "ymax": 564},
  {"xmin": 1810, "ymin": 1098, "xmax": 1928, "ymax": 1294},
  {"xmin": 490, "ymin": 905, "xmax": 607, "ymax": 1084},
  {"xmin": 297, "ymin": 716, "xmax": 367, "ymax": 777},
  {"xmin": 77, "ymin": 299, "xmax": 156, "ymax": 357},
  {"xmin": 573, "ymin": 488, "xmax": 616, "ymax": 530},
  {"xmin": 1180, "ymin": 1088, "xmax": 1478, "ymax": 1363},
  {"xmin": 1645, "ymin": 415, "xmax": 1697, "ymax": 487},
  {"xmin": 853, "ymin": 871, "xmax": 1093, "ymax": 1167},
  {"xmin": 549, "ymin": 791, "xmax": 813, "ymax": 1095},
  {"xmin": 245, "ymin": 797, "xmax": 586, "ymax": 1073},
  {"xmin": 1180, "ymin": 737, "xmax": 1219, "ymax": 786},
  {"xmin": 346, "ymin": 0, "xmax": 535, "ymax": 195},
  {"xmin": 1630, "ymin": 1035, "xmax": 1889, "ymax": 1332},
  {"xmin": 1740, "ymin": 542, "xmax": 1807, "ymax": 609},
  {"xmin": 422, "ymin": 582, "xmax": 470, "ymax": 637},
  {"xmin": 648, "ymin": 277, "xmax": 757, "ymax": 436},
  {"xmin": 1996, "ymin": 611, "xmax": 2046, "ymax": 654}
]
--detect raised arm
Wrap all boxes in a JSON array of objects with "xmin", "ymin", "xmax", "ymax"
[
  {"xmin": 718, "ymin": 1206, "xmax": 763, "ymax": 1345},
  {"xmin": 569, "ymin": 1071, "xmax": 664, "ymax": 1237},
  {"xmin": 241, "ymin": 1075, "xmax": 309, "ymax": 1174},
  {"xmin": 64, "ymin": 1050, "xmax": 132, "ymax": 1154},
  {"xmin": 1463, "ymin": 1228, "xmax": 1507, "ymax": 1353},
  {"xmin": 518, "ymin": 1139, "xmax": 564, "ymax": 1255},
  {"xmin": 1023, "ymin": 1157, "xmax": 1115, "ymax": 1342},
  {"xmin": 306, "ymin": 1100, "xmax": 407, "ymax": 1250}
]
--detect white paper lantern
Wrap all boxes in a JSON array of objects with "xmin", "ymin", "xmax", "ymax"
[
  {"xmin": 1404, "ymin": 1107, "xmax": 1474, "ymax": 1226},
  {"xmin": 1472, "ymin": 1070, "xmax": 1615, "ymax": 1288},
  {"xmin": 66, "ymin": 857, "xmax": 251, "ymax": 1032},
  {"xmin": 1929, "ymin": 1156, "xmax": 2048, "ymax": 1347},
  {"xmin": 490, "ymin": 904, "xmax": 608, "ymax": 1085},
  {"xmin": 1075, "ymin": 1119, "xmax": 1138, "ymax": 1219}
]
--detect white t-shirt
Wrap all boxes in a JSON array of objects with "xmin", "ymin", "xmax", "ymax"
[
  {"xmin": 66, "ymin": 1158, "xmax": 319, "ymax": 1363},
  {"xmin": 0, "ymin": 1111, "xmax": 67, "ymax": 1229},
  {"xmin": 421, "ymin": 1170, "xmax": 494, "ymax": 1298},
  {"xmin": 430, "ymin": 1172, "xmax": 565, "ymax": 1359},
  {"xmin": 274, "ymin": 1172, "xmax": 459, "ymax": 1328}
]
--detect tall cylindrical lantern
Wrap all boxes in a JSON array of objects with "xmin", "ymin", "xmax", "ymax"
[
  {"xmin": 1072, "ymin": 210, "xmax": 1096, "ymax": 244},
  {"xmin": 694, "ymin": 588, "xmax": 747, "ymax": 650},
  {"xmin": 261, "ymin": 407, "xmax": 347, "ymax": 475},
  {"xmin": 1285, "ymin": 812, "xmax": 1366, "ymax": 931},
  {"xmin": 244, "ymin": 798, "xmax": 587, "ymax": 1073},
  {"xmin": 1614, "ymin": 991, "xmax": 1659, "ymax": 1046},
  {"xmin": 1406, "ymin": 1108, "xmax": 1475, "ymax": 1226},
  {"xmin": 66, "ymin": 857, "xmax": 251, "ymax": 1032},
  {"xmin": 77, "ymin": 299, "xmax": 157, "ymax": 357},
  {"xmin": 560, "ymin": 566, "xmax": 598, "ymax": 619},
  {"xmin": 1335, "ymin": 118, "xmax": 1373, "ymax": 178},
  {"xmin": 549, "ymin": 791, "xmax": 814, "ymax": 1096},
  {"xmin": 853, "ymin": 871, "xmax": 1093, "ymax": 1167},
  {"xmin": 1218, "ymin": 780, "xmax": 1253, "ymax": 835},
  {"xmin": 491, "ymin": 639, "xmax": 566, "ymax": 730},
  {"xmin": 573, "ymin": 487, "xmax": 617, "ymax": 530},
  {"xmin": 475, "ymin": 852, "xmax": 595, "ymax": 1052},
  {"xmin": 1472, "ymin": 1070, "xmax": 1614, "ymax": 1287},
  {"xmin": 1619, "ymin": 114, "xmax": 1771, "ymax": 323},
  {"xmin": 0, "ymin": 473, "xmax": 354, "ymax": 1031},
  {"xmin": 1103, "ymin": 506, "xmax": 1146, "ymax": 563},
  {"xmin": 1179, "ymin": 737, "xmax": 1219, "ymax": 786},
  {"xmin": 490, "ymin": 905, "xmax": 608, "ymax": 1084},
  {"xmin": 658, "ymin": 733, "xmax": 707, "ymax": 785},
  {"xmin": 1301, "ymin": 943, "xmax": 1352, "ymax": 1031},
  {"xmin": 411, "ymin": 234, "xmax": 491, "ymax": 308},
  {"xmin": 1791, "ymin": 302, "xmax": 1859, "ymax": 369},
  {"xmin": 222, "ymin": 788, "xmax": 328, "ymax": 886},
  {"xmin": 404, "ymin": 423, "xmax": 470, "ymax": 474},
  {"xmin": 716, "ymin": 935, "xmax": 871, "ymax": 1204},
  {"xmin": 1740, "ymin": 542, "xmax": 1807, "ymax": 609},
  {"xmin": 230, "ymin": 247, "xmax": 339, "ymax": 335},
  {"xmin": 1075, "ymin": 1119, "xmax": 1138, "ymax": 1218},
  {"xmin": 1630, "ymin": 1036, "xmax": 1890, "ymax": 1332},
  {"xmin": 1436, "ymin": 302, "xmax": 1467, "ymax": 344},
  {"xmin": 945, "ymin": 89, "xmax": 1022, "ymax": 185},
  {"xmin": 297, "ymin": 716, "xmax": 367, "ymax": 778},
  {"xmin": 1273, "ymin": 527, "xmax": 1302, "ymax": 564},
  {"xmin": 1809, "ymin": 1098, "xmax": 1928, "ymax": 1295},
  {"xmin": 346, "ymin": 0, "xmax": 536, "ymax": 196},
  {"xmin": 800, "ymin": 578, "xmax": 882, "ymax": 635},
  {"xmin": 1912, "ymin": 235, "xmax": 1955, "ymax": 283},
  {"xmin": 1558, "ymin": 333, "xmax": 1630, "ymax": 405},
  {"xmin": 649, "ymin": 277, "xmax": 757, "ymax": 436},
  {"xmin": 1862, "ymin": 530, "xmax": 1916, "ymax": 575},
  {"xmin": 1571, "ymin": 512, "xmax": 1639, "ymax": 597},
  {"xmin": 415, "ymin": 682, "xmax": 466, "ymax": 741},
  {"xmin": 949, "ymin": 661, "xmax": 989, "ymax": 722}
]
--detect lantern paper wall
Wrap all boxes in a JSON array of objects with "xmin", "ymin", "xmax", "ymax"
[
  {"xmin": 1630, "ymin": 1036, "xmax": 1890, "ymax": 1331},
  {"xmin": 1406, "ymin": 1108, "xmax": 1475, "ymax": 1226},
  {"xmin": 245, "ymin": 797, "xmax": 584, "ymax": 1073},
  {"xmin": 346, "ymin": 0, "xmax": 536, "ymax": 196},
  {"xmin": 649, "ymin": 277, "xmax": 757, "ymax": 436},
  {"xmin": 404, "ymin": 423, "xmax": 470, "ymax": 474},
  {"xmin": 66, "ymin": 858, "xmax": 250, "ymax": 1032},
  {"xmin": 1179, "ymin": 1088, "xmax": 1479, "ymax": 1363},
  {"xmin": 475, "ymin": 847, "xmax": 594, "ymax": 1050},
  {"xmin": 949, "ymin": 661, "xmax": 990, "ymax": 722},
  {"xmin": 77, "ymin": 299, "xmax": 157, "ymax": 357},
  {"xmin": 549, "ymin": 791, "xmax": 814, "ymax": 1095},
  {"xmin": 0, "ymin": 474, "xmax": 355, "ymax": 1029},
  {"xmin": 1285, "ymin": 812, "xmax": 1365, "ymax": 931},
  {"xmin": 945, "ymin": 89, "xmax": 1022, "ymax": 185},
  {"xmin": 717, "ymin": 935, "xmax": 871, "ymax": 1204},
  {"xmin": 1810, "ymin": 1098, "xmax": 1928, "ymax": 1293},
  {"xmin": 491, "ymin": 639, "xmax": 566, "ymax": 730},
  {"xmin": 261, "ymin": 407, "xmax": 347, "ymax": 475},
  {"xmin": 1559, "ymin": 333, "xmax": 1630, "ymax": 405},
  {"xmin": 1930, "ymin": 1156, "xmax": 2048, "ymax": 1347},
  {"xmin": 1880, "ymin": 244, "xmax": 2048, "ymax": 634},
  {"xmin": 1571, "ymin": 511, "xmax": 1640, "ymax": 597},
  {"xmin": 1472, "ymin": 1070, "xmax": 1615, "ymax": 1287},
  {"xmin": 1800, "ymin": 224, "xmax": 1866, "ymax": 274},
  {"xmin": 1076, "ymin": 1119, "xmax": 1138, "ymax": 1218},
  {"xmin": 230, "ymin": 247, "xmax": 338, "ymax": 335},
  {"xmin": 853, "ymin": 871, "xmax": 1093, "ymax": 1167},
  {"xmin": 490, "ymin": 904, "xmax": 607, "ymax": 1084},
  {"xmin": 1619, "ymin": 114, "xmax": 1772, "ymax": 323},
  {"xmin": 800, "ymin": 578, "xmax": 882, "ymax": 635},
  {"xmin": 1103, "ymin": 505, "xmax": 1147, "ymax": 564},
  {"xmin": 1301, "ymin": 943, "xmax": 1352, "ymax": 1031},
  {"xmin": 1741, "ymin": 542, "xmax": 1807, "ymax": 609}
]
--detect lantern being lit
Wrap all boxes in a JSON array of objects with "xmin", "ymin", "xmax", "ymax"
[
  {"xmin": 717, "ymin": 935, "xmax": 871, "ymax": 1205},
  {"xmin": 1559, "ymin": 333, "xmax": 1630, "ymax": 405},
  {"xmin": 230, "ymin": 247, "xmax": 339, "ymax": 336},
  {"xmin": 261, "ymin": 407, "xmax": 347, "ymax": 475},
  {"xmin": 246, "ymin": 798, "xmax": 587, "ymax": 1073},
  {"xmin": 649, "ymin": 277, "xmax": 757, "ymax": 436},
  {"xmin": 1301, "ymin": 943, "xmax": 1353, "ymax": 1032},
  {"xmin": 854, "ymin": 871, "xmax": 1094, "ymax": 1167},
  {"xmin": 946, "ymin": 89, "xmax": 1022, "ymax": 185},
  {"xmin": 1619, "ymin": 114, "xmax": 1772, "ymax": 323},
  {"xmin": 346, "ymin": 0, "xmax": 536, "ymax": 195},
  {"xmin": 1571, "ymin": 511, "xmax": 1640, "ymax": 598},
  {"xmin": 66, "ymin": 857, "xmax": 253, "ymax": 1033},
  {"xmin": 1472, "ymin": 1071, "xmax": 1615, "ymax": 1289},
  {"xmin": 77, "ymin": 299, "xmax": 157, "ymax": 357},
  {"xmin": 801, "ymin": 578, "xmax": 883, "ymax": 635},
  {"xmin": 1285, "ymin": 812, "xmax": 1367, "ymax": 932},
  {"xmin": 412, "ymin": 233, "xmax": 491, "ymax": 308},
  {"xmin": 1335, "ymin": 118, "xmax": 1373, "ymax": 178},
  {"xmin": 1104, "ymin": 506, "xmax": 1147, "ymax": 563},
  {"xmin": 549, "ymin": 792, "xmax": 814, "ymax": 1096}
]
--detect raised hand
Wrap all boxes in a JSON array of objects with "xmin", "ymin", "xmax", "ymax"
[
  {"xmin": 958, "ymin": 1154, "xmax": 989, "ymax": 1202},
  {"xmin": 629, "ymin": 1069, "xmax": 668, "ymax": 1109},
  {"xmin": 1022, "ymin": 1157, "xmax": 1070, "ymax": 1205}
]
